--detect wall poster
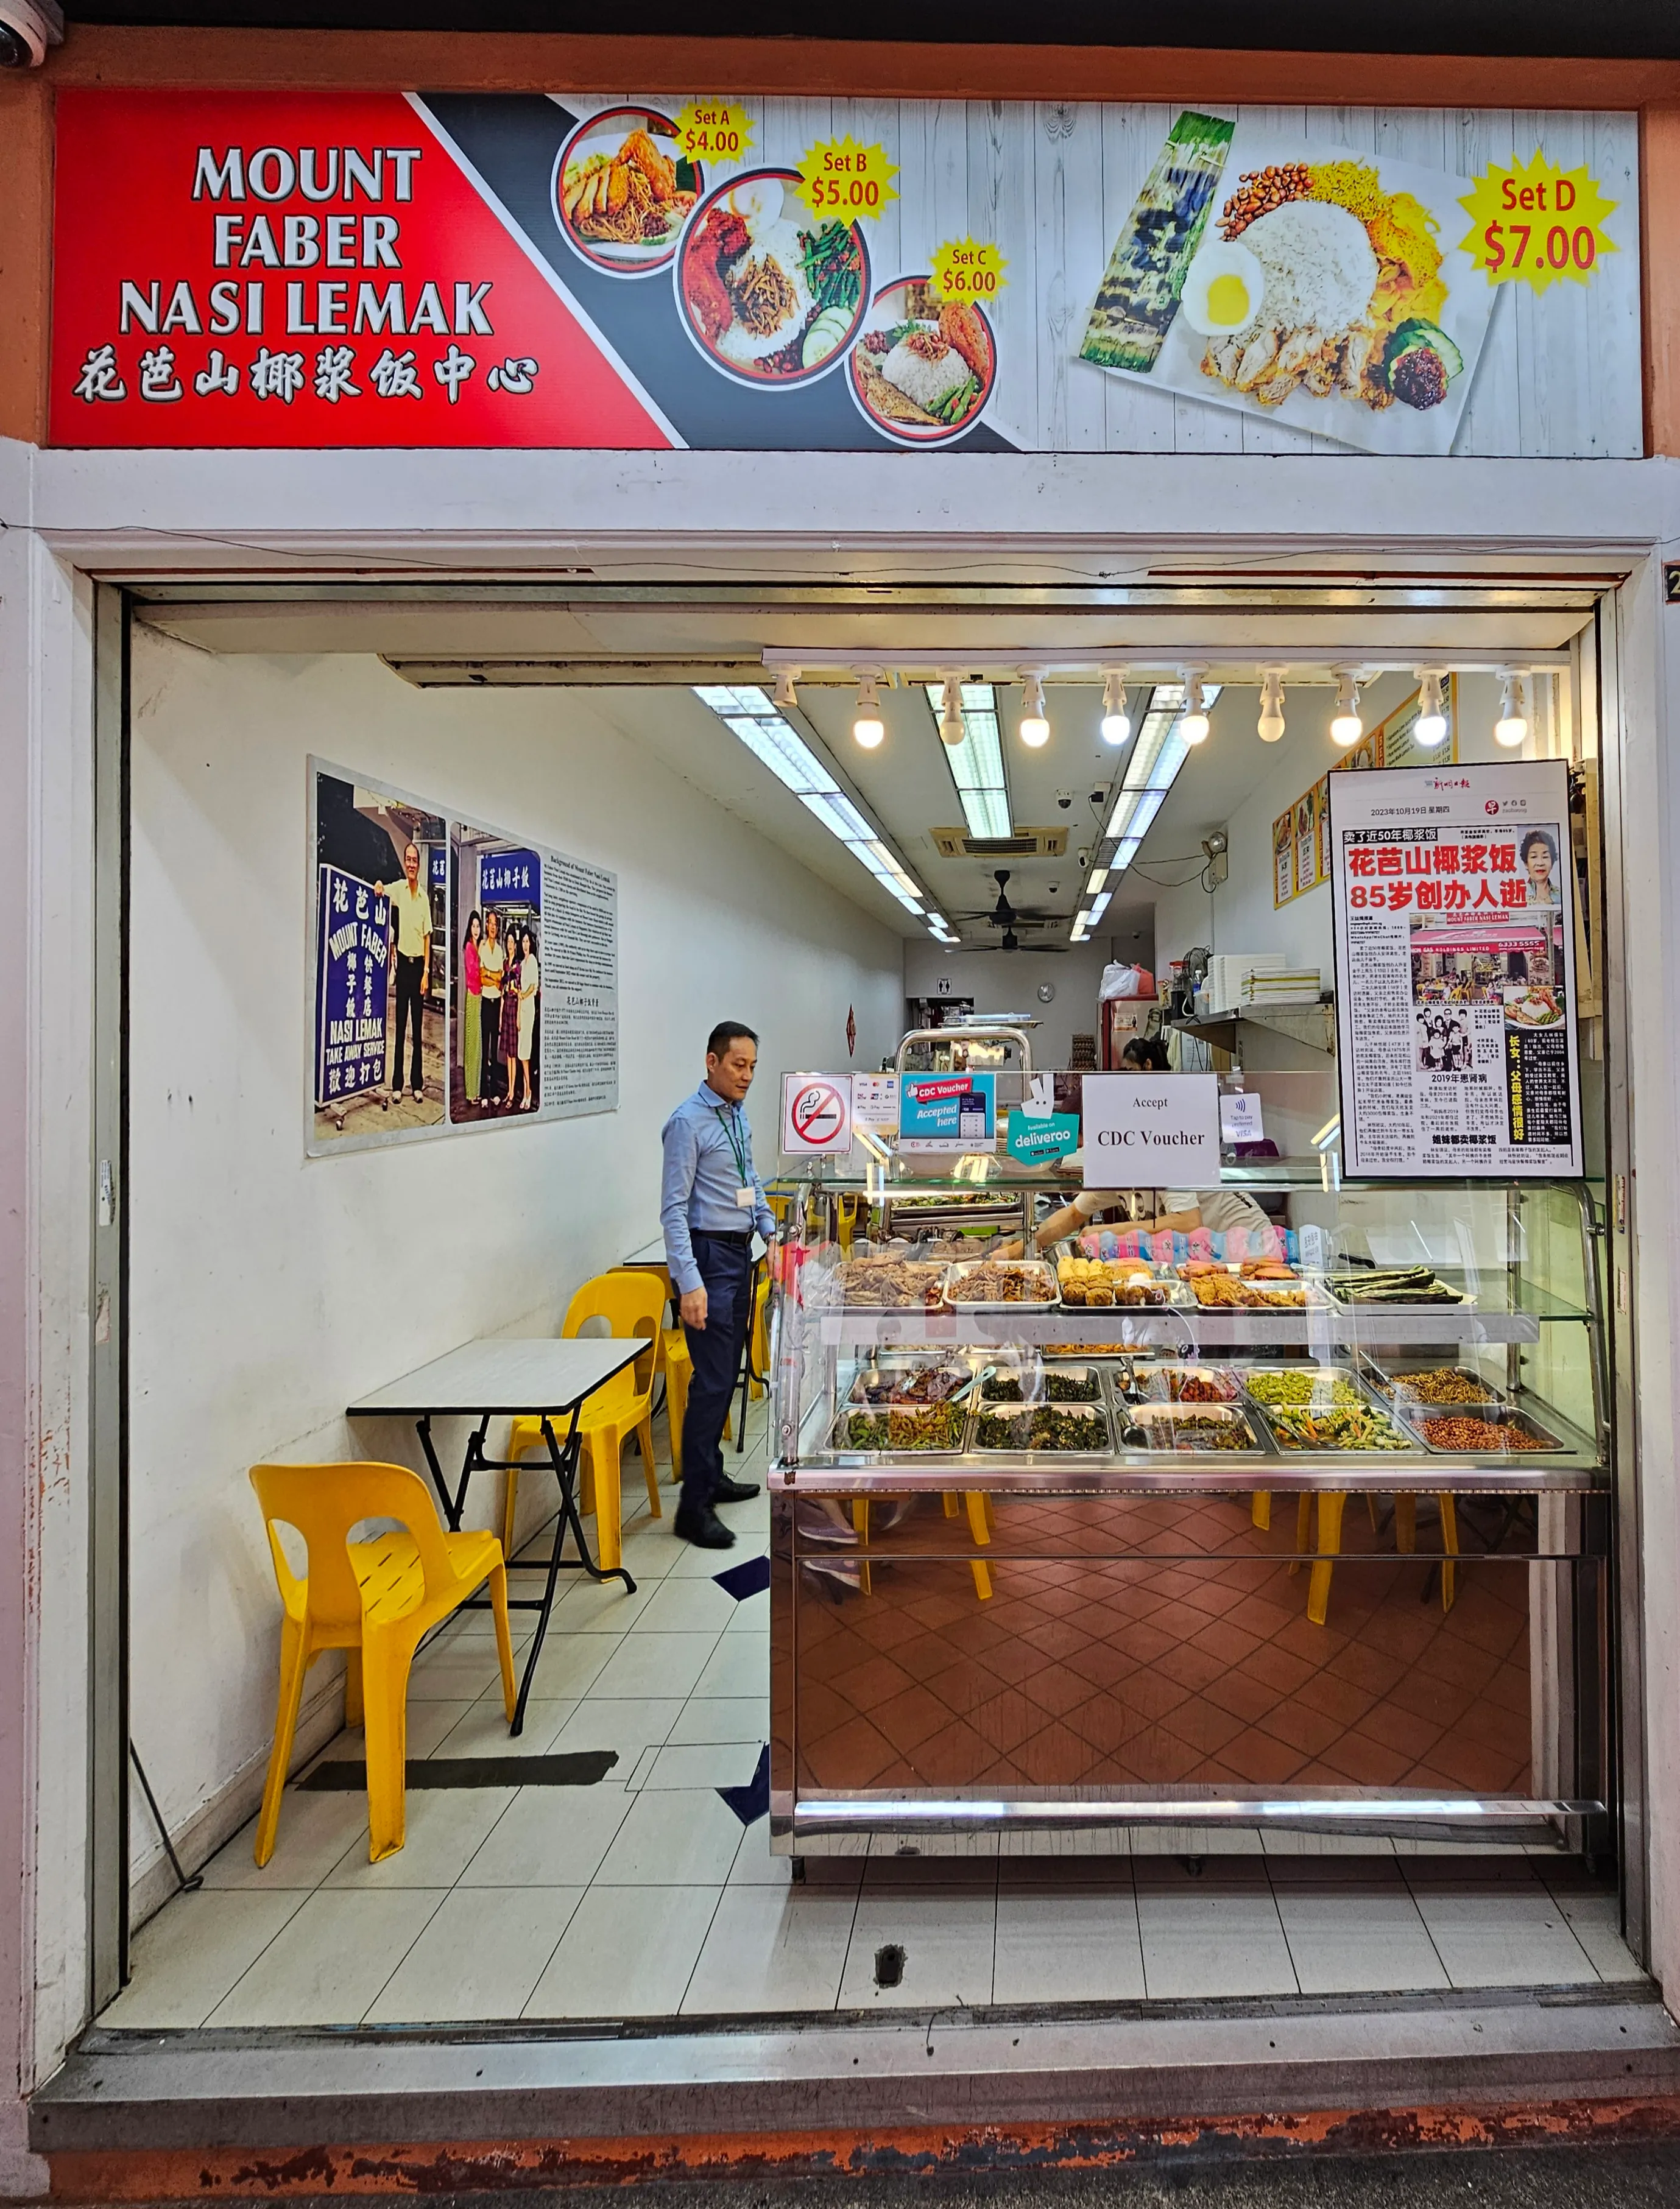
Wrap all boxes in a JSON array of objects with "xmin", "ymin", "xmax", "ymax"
[
  {"xmin": 308, "ymin": 759, "xmax": 617, "ymax": 1155},
  {"xmin": 51, "ymin": 92, "xmax": 1638, "ymax": 458},
  {"xmin": 1327, "ymin": 759, "xmax": 1581, "ymax": 1178},
  {"xmin": 1274, "ymin": 680, "xmax": 1460, "ymax": 908}
]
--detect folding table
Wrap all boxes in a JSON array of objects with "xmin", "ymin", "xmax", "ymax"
[{"xmin": 347, "ymin": 1337, "xmax": 641, "ymax": 1733}]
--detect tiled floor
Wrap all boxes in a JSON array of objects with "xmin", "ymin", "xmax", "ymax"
[{"xmin": 105, "ymin": 1398, "xmax": 1643, "ymax": 2032}]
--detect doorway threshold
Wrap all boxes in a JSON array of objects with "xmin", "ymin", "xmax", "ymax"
[{"xmin": 32, "ymin": 1982, "xmax": 1680, "ymax": 2195}]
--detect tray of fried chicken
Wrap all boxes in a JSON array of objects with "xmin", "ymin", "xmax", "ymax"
[{"xmin": 1178, "ymin": 1256, "xmax": 1317, "ymax": 1309}]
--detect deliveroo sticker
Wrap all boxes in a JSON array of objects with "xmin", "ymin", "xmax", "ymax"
[{"xmin": 1007, "ymin": 1112, "xmax": 1081, "ymax": 1166}]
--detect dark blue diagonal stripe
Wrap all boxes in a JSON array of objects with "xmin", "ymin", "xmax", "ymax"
[
  {"xmin": 714, "ymin": 1552, "xmax": 771, "ymax": 1601},
  {"xmin": 718, "ymin": 1742, "xmax": 771, "ymax": 1827}
]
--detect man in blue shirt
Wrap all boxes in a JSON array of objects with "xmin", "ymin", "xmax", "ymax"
[{"xmin": 661, "ymin": 1021, "xmax": 775, "ymax": 1548}]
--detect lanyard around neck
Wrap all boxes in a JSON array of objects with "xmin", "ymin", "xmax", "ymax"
[{"xmin": 711, "ymin": 1101, "xmax": 750, "ymax": 1185}]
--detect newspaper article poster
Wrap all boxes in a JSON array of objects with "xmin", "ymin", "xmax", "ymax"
[{"xmin": 1328, "ymin": 759, "xmax": 1582, "ymax": 1177}]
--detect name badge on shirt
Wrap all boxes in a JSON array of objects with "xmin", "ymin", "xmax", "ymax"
[{"xmin": 735, "ymin": 1186, "xmax": 755, "ymax": 1210}]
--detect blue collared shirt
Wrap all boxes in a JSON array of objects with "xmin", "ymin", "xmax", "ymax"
[{"xmin": 660, "ymin": 1082, "xmax": 775, "ymax": 1294}]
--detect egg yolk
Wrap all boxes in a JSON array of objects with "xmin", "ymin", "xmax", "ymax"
[{"xmin": 1205, "ymin": 272, "xmax": 1251, "ymax": 326}]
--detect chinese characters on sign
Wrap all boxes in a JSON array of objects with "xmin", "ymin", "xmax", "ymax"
[
  {"xmin": 314, "ymin": 865, "xmax": 390, "ymax": 1111},
  {"xmin": 1327, "ymin": 760, "xmax": 1582, "ymax": 1177}
]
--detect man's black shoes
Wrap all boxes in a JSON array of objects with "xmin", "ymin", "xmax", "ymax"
[
  {"xmin": 711, "ymin": 1475, "xmax": 761, "ymax": 1505},
  {"xmin": 675, "ymin": 1503, "xmax": 736, "ymax": 1549}
]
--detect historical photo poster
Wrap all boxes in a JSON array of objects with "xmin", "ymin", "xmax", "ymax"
[{"xmin": 1328, "ymin": 758, "xmax": 1582, "ymax": 1177}]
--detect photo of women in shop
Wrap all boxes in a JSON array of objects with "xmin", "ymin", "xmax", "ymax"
[{"xmin": 449, "ymin": 823, "xmax": 542, "ymax": 1122}]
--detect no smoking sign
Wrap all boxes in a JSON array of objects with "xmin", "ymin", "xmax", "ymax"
[{"xmin": 780, "ymin": 1073, "xmax": 854, "ymax": 1157}]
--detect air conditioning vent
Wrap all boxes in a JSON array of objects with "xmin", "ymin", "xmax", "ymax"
[{"xmin": 931, "ymin": 827, "xmax": 1068, "ymax": 859}]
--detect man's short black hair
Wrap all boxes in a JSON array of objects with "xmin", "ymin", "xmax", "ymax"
[{"xmin": 707, "ymin": 1021, "xmax": 758, "ymax": 1060}]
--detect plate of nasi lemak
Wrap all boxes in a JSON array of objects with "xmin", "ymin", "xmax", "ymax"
[{"xmin": 849, "ymin": 275, "xmax": 997, "ymax": 445}]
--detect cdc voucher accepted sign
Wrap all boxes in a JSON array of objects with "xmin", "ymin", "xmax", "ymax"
[{"xmin": 1079, "ymin": 1074, "xmax": 1222, "ymax": 1187}]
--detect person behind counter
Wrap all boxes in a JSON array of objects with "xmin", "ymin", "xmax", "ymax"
[
  {"xmin": 1015, "ymin": 1034, "xmax": 1270, "ymax": 1253},
  {"xmin": 660, "ymin": 1021, "xmax": 774, "ymax": 1550}
]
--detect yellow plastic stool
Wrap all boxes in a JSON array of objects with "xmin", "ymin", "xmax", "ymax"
[
  {"xmin": 851, "ymin": 1493, "xmax": 994, "ymax": 1601},
  {"xmin": 249, "ymin": 1460, "xmax": 515, "ymax": 1865},
  {"xmin": 1290, "ymin": 1489, "xmax": 1461, "ymax": 1626},
  {"xmin": 504, "ymin": 1271, "xmax": 668, "ymax": 1570}
]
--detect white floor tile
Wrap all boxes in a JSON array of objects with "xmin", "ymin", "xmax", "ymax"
[
  {"xmin": 197, "ymin": 1789, "xmax": 367, "ymax": 1892},
  {"xmin": 457, "ymin": 1784, "xmax": 632, "ymax": 1887},
  {"xmin": 1129, "ymin": 1825, "xmax": 1265, "ymax": 1856},
  {"xmin": 682, "ymin": 1883, "xmax": 857, "ymax": 2013},
  {"xmin": 590, "ymin": 1631, "xmax": 722, "ymax": 1701},
  {"xmin": 839, "ymin": 1889, "xmax": 997, "ymax": 2009},
  {"xmin": 323, "ymin": 1786, "xmax": 517, "ymax": 1889},
  {"xmin": 992, "ymin": 1890, "xmax": 1146, "ymax": 2004},
  {"xmin": 102, "ymin": 1890, "xmax": 308, "ymax": 2028},
  {"xmin": 364, "ymin": 1886, "xmax": 585, "ymax": 2023},
  {"xmin": 551, "ymin": 1699, "xmax": 684, "ymax": 1771},
  {"xmin": 668, "ymin": 1697, "xmax": 769, "ymax": 1747},
  {"xmin": 1137, "ymin": 1884, "xmax": 1297, "ymax": 1999},
  {"xmin": 205, "ymin": 1888, "xmax": 446, "ymax": 2026},
  {"xmin": 314, "ymin": 1703, "xmax": 477, "ymax": 1764},
  {"xmin": 548, "ymin": 1579, "xmax": 658, "ymax": 1634},
  {"xmin": 667, "ymin": 1532, "xmax": 764, "ymax": 1579},
  {"xmin": 1545, "ymin": 1891, "xmax": 1648, "ymax": 1983},
  {"xmin": 430, "ymin": 1700, "xmax": 576, "ymax": 1760},
  {"xmin": 1261, "ymin": 1831, "xmax": 1397, "ymax": 1857},
  {"xmin": 593, "ymin": 1786, "xmax": 750, "ymax": 1887},
  {"xmin": 628, "ymin": 1577, "xmax": 739, "ymax": 1635},
  {"xmin": 519, "ymin": 1632, "xmax": 615, "ymax": 1702},
  {"xmin": 1274, "ymin": 1888, "xmax": 1450, "ymax": 1995},
  {"xmin": 615, "ymin": 1526, "xmax": 682, "ymax": 1580},
  {"xmin": 1411, "ymin": 1889, "xmax": 1601, "ymax": 1987},
  {"xmin": 693, "ymin": 1635, "xmax": 768, "ymax": 1699},
  {"xmin": 723, "ymin": 1591, "xmax": 771, "ymax": 1633},
  {"xmin": 406, "ymin": 1658, "xmax": 513, "ymax": 1702},
  {"xmin": 523, "ymin": 1883, "xmax": 722, "ymax": 2017},
  {"xmin": 644, "ymin": 1742, "xmax": 763, "ymax": 1791}
]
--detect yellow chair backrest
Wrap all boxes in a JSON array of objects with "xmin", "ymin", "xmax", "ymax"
[
  {"xmin": 249, "ymin": 1461, "xmax": 453, "ymax": 1633},
  {"xmin": 563, "ymin": 1271, "xmax": 668, "ymax": 1393}
]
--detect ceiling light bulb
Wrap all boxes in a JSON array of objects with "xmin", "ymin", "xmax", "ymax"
[
  {"xmin": 1018, "ymin": 671, "xmax": 1050, "ymax": 749},
  {"xmin": 1495, "ymin": 671, "xmax": 1528, "ymax": 748},
  {"xmin": 853, "ymin": 672, "xmax": 885, "ymax": 750},
  {"xmin": 772, "ymin": 666, "xmax": 799, "ymax": 711},
  {"xmin": 1100, "ymin": 668, "xmax": 1132, "ymax": 746},
  {"xmin": 937, "ymin": 675, "xmax": 965, "ymax": 748},
  {"xmin": 1414, "ymin": 668, "xmax": 1449, "ymax": 747},
  {"xmin": 1330, "ymin": 671, "xmax": 1363, "ymax": 745},
  {"xmin": 1257, "ymin": 667, "xmax": 1286, "ymax": 744},
  {"xmin": 1179, "ymin": 672, "xmax": 1210, "ymax": 745}
]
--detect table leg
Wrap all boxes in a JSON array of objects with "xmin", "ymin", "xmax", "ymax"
[
  {"xmin": 415, "ymin": 1416, "xmax": 458, "ymax": 1529},
  {"xmin": 503, "ymin": 1411, "xmax": 637, "ymax": 1737}
]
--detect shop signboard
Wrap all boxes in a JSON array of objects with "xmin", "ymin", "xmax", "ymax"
[
  {"xmin": 313, "ymin": 864, "xmax": 389, "ymax": 1117},
  {"xmin": 309, "ymin": 757, "xmax": 617, "ymax": 1154},
  {"xmin": 50, "ymin": 92, "xmax": 1638, "ymax": 459},
  {"xmin": 1327, "ymin": 759, "xmax": 1582, "ymax": 1177},
  {"xmin": 899, "ymin": 1073, "xmax": 996, "ymax": 1153},
  {"xmin": 779, "ymin": 1073, "xmax": 853, "ymax": 1158},
  {"xmin": 1080, "ymin": 1073, "xmax": 1223, "ymax": 1186}
]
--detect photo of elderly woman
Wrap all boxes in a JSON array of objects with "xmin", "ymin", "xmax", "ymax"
[{"xmin": 1521, "ymin": 826, "xmax": 1562, "ymax": 906}]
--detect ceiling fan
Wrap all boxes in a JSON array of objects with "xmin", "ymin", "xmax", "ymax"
[{"xmin": 947, "ymin": 870, "xmax": 1072, "ymax": 952}]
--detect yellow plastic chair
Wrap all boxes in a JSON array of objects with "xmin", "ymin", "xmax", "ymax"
[
  {"xmin": 661, "ymin": 1326, "xmax": 693, "ymax": 1484},
  {"xmin": 249, "ymin": 1461, "xmax": 515, "ymax": 1866},
  {"xmin": 504, "ymin": 1272, "xmax": 668, "ymax": 1571},
  {"xmin": 850, "ymin": 1492, "xmax": 995, "ymax": 1601},
  {"xmin": 1290, "ymin": 1489, "xmax": 1459, "ymax": 1626}
]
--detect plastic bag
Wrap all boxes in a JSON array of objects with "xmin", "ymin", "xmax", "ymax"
[{"xmin": 1100, "ymin": 961, "xmax": 1156, "ymax": 1001}]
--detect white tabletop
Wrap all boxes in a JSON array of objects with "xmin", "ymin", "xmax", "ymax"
[
  {"xmin": 619, "ymin": 1237, "xmax": 668, "ymax": 1269},
  {"xmin": 347, "ymin": 1338, "xmax": 642, "ymax": 1418}
]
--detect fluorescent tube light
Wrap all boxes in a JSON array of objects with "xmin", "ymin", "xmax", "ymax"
[{"xmin": 925, "ymin": 681, "xmax": 1011, "ymax": 840}]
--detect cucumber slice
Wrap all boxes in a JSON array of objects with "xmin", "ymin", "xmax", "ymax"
[{"xmin": 1385, "ymin": 317, "xmax": 1464, "ymax": 381}]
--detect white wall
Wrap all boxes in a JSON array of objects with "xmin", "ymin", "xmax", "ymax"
[
  {"xmin": 125, "ymin": 640, "xmax": 903, "ymax": 1891},
  {"xmin": 1152, "ymin": 672, "xmax": 1511, "ymax": 979},
  {"xmin": 899, "ymin": 940, "xmax": 1143, "ymax": 1071}
]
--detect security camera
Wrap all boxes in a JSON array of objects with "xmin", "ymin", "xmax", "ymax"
[
  {"xmin": 0, "ymin": 0, "xmax": 63, "ymax": 66},
  {"xmin": 1056, "ymin": 790, "xmax": 1074, "ymax": 811},
  {"xmin": 1076, "ymin": 848, "xmax": 1090, "ymax": 870}
]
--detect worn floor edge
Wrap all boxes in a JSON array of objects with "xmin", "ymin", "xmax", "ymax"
[{"xmin": 33, "ymin": 1990, "xmax": 1680, "ymax": 2158}]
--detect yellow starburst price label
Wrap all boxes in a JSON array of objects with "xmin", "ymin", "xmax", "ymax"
[
  {"xmin": 673, "ymin": 101, "xmax": 754, "ymax": 166},
  {"xmin": 930, "ymin": 238, "xmax": 1008, "ymax": 304},
  {"xmin": 795, "ymin": 135, "xmax": 899, "ymax": 223},
  {"xmin": 1458, "ymin": 150, "xmax": 1617, "ymax": 293}
]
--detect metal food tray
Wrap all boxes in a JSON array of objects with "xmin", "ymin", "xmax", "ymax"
[
  {"xmin": 1324, "ymin": 1276, "xmax": 1474, "ymax": 1311},
  {"xmin": 1120, "ymin": 1361, "xmax": 1244, "ymax": 1406},
  {"xmin": 829, "ymin": 1400, "xmax": 970, "ymax": 1457},
  {"xmin": 943, "ymin": 1260, "xmax": 1061, "ymax": 1312},
  {"xmin": 1233, "ymin": 1364, "xmax": 1372, "ymax": 1418},
  {"xmin": 1371, "ymin": 1362, "xmax": 1512, "ymax": 1411},
  {"xmin": 970, "ymin": 1401, "xmax": 1113, "ymax": 1455},
  {"xmin": 1394, "ymin": 1405, "xmax": 1567, "ymax": 1456},
  {"xmin": 977, "ymin": 1359, "xmax": 1105, "ymax": 1406},
  {"xmin": 836, "ymin": 1262, "xmax": 954, "ymax": 1314},
  {"xmin": 886, "ymin": 1197, "xmax": 1024, "ymax": 1235},
  {"xmin": 844, "ymin": 1359, "xmax": 976, "ymax": 1411},
  {"xmin": 1057, "ymin": 1264, "xmax": 1189, "ymax": 1311},
  {"xmin": 1114, "ymin": 1402, "xmax": 1266, "ymax": 1453},
  {"xmin": 1254, "ymin": 1400, "xmax": 1416, "ymax": 1454}
]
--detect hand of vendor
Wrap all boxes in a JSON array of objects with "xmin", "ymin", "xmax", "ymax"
[
  {"xmin": 996, "ymin": 1189, "xmax": 1109, "ymax": 1260},
  {"xmin": 680, "ymin": 1285, "xmax": 709, "ymax": 1330}
]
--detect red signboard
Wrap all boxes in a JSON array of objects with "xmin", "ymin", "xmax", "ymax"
[{"xmin": 51, "ymin": 91, "xmax": 674, "ymax": 448}]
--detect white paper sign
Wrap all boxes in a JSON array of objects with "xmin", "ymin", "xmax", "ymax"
[
  {"xmin": 851, "ymin": 1072, "xmax": 899, "ymax": 1133},
  {"xmin": 1080, "ymin": 1073, "xmax": 1223, "ymax": 1186},
  {"xmin": 1220, "ymin": 1091, "xmax": 1265, "ymax": 1143},
  {"xmin": 1327, "ymin": 760, "xmax": 1583, "ymax": 1177},
  {"xmin": 779, "ymin": 1073, "xmax": 853, "ymax": 1157}
]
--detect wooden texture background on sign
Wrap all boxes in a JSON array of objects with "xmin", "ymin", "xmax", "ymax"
[{"xmin": 1, "ymin": 38, "xmax": 1677, "ymax": 449}]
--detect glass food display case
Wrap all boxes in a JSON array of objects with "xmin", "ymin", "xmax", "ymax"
[{"xmin": 765, "ymin": 1164, "xmax": 1609, "ymax": 1859}]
